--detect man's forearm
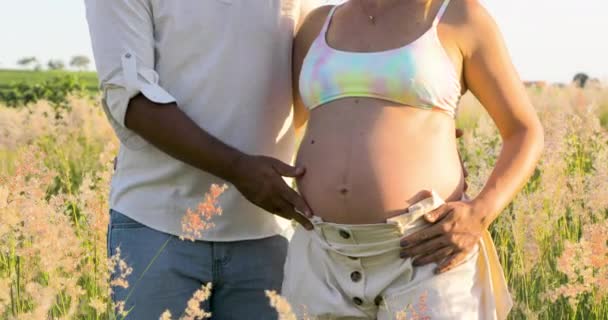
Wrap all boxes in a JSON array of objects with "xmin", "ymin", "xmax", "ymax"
[{"xmin": 124, "ymin": 94, "xmax": 244, "ymax": 182}]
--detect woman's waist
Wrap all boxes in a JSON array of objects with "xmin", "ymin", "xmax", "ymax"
[
  {"xmin": 294, "ymin": 154, "xmax": 464, "ymax": 224},
  {"xmin": 295, "ymin": 128, "xmax": 463, "ymax": 192},
  {"xmin": 299, "ymin": 190, "xmax": 449, "ymax": 257},
  {"xmin": 298, "ymin": 112, "xmax": 460, "ymax": 172}
]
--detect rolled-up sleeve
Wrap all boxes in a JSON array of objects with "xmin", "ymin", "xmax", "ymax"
[{"xmin": 85, "ymin": 0, "xmax": 176, "ymax": 149}]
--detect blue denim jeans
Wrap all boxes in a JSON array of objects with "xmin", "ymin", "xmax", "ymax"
[{"xmin": 107, "ymin": 210, "xmax": 288, "ymax": 319}]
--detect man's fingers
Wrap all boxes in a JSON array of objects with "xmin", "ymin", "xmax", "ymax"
[
  {"xmin": 274, "ymin": 198, "xmax": 313, "ymax": 231},
  {"xmin": 400, "ymin": 235, "xmax": 449, "ymax": 259},
  {"xmin": 270, "ymin": 158, "xmax": 305, "ymax": 178},
  {"xmin": 279, "ymin": 183, "xmax": 313, "ymax": 218},
  {"xmin": 412, "ymin": 246, "xmax": 454, "ymax": 267},
  {"xmin": 290, "ymin": 210, "xmax": 314, "ymax": 230}
]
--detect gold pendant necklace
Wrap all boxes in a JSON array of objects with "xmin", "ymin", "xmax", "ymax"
[
  {"xmin": 359, "ymin": 0, "xmax": 382, "ymax": 25},
  {"xmin": 359, "ymin": 0, "xmax": 402, "ymax": 25}
]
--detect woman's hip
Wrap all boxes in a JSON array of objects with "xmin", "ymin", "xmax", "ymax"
[{"xmin": 281, "ymin": 222, "xmax": 484, "ymax": 319}]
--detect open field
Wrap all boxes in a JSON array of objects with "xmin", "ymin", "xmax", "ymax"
[
  {"xmin": 0, "ymin": 69, "xmax": 98, "ymax": 92},
  {"xmin": 1, "ymin": 86, "xmax": 608, "ymax": 319}
]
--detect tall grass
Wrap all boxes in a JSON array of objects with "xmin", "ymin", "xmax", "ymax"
[
  {"xmin": 457, "ymin": 85, "xmax": 608, "ymax": 320},
  {"xmin": 0, "ymin": 85, "xmax": 607, "ymax": 319}
]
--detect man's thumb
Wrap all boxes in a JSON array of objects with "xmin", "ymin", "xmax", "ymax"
[{"xmin": 273, "ymin": 160, "xmax": 305, "ymax": 177}]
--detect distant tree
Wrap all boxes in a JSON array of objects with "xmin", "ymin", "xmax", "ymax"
[
  {"xmin": 70, "ymin": 55, "xmax": 91, "ymax": 71},
  {"xmin": 17, "ymin": 56, "xmax": 38, "ymax": 70},
  {"xmin": 47, "ymin": 59, "xmax": 66, "ymax": 71},
  {"xmin": 572, "ymin": 72, "xmax": 589, "ymax": 88}
]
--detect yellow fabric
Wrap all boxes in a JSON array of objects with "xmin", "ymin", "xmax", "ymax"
[{"xmin": 479, "ymin": 229, "xmax": 513, "ymax": 320}]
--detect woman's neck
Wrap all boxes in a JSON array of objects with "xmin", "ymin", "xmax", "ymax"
[{"xmin": 358, "ymin": 0, "xmax": 427, "ymax": 9}]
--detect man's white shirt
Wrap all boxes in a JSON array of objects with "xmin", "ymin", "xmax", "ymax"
[{"xmin": 85, "ymin": 0, "xmax": 324, "ymax": 240}]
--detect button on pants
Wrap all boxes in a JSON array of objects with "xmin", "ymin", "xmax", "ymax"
[{"xmin": 281, "ymin": 190, "xmax": 512, "ymax": 320}]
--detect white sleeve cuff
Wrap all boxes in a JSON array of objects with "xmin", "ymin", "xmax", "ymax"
[{"xmin": 101, "ymin": 51, "xmax": 176, "ymax": 149}]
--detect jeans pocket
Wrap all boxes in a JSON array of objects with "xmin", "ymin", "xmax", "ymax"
[
  {"xmin": 108, "ymin": 210, "xmax": 147, "ymax": 259},
  {"xmin": 110, "ymin": 210, "xmax": 147, "ymax": 229}
]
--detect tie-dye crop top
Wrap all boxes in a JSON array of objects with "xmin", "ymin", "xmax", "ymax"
[{"xmin": 299, "ymin": 0, "xmax": 461, "ymax": 118}]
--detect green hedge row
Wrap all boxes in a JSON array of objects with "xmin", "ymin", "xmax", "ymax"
[{"xmin": 0, "ymin": 75, "xmax": 96, "ymax": 109}]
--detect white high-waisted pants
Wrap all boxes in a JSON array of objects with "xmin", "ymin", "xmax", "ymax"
[{"xmin": 281, "ymin": 190, "xmax": 512, "ymax": 320}]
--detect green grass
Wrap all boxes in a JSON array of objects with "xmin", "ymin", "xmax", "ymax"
[{"xmin": 0, "ymin": 69, "xmax": 99, "ymax": 92}]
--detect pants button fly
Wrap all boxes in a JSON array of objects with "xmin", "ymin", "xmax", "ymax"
[
  {"xmin": 339, "ymin": 229, "xmax": 351, "ymax": 239},
  {"xmin": 353, "ymin": 297, "xmax": 363, "ymax": 305},
  {"xmin": 350, "ymin": 271, "xmax": 362, "ymax": 282},
  {"xmin": 374, "ymin": 296, "xmax": 383, "ymax": 306}
]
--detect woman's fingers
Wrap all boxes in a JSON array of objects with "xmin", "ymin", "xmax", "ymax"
[
  {"xmin": 412, "ymin": 246, "xmax": 454, "ymax": 267},
  {"xmin": 400, "ymin": 235, "xmax": 449, "ymax": 259},
  {"xmin": 435, "ymin": 251, "xmax": 469, "ymax": 274},
  {"xmin": 400, "ymin": 221, "xmax": 447, "ymax": 247},
  {"xmin": 424, "ymin": 204, "xmax": 454, "ymax": 223},
  {"xmin": 455, "ymin": 128, "xmax": 464, "ymax": 138}
]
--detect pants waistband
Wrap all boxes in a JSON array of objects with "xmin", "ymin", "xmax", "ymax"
[{"xmin": 308, "ymin": 190, "xmax": 448, "ymax": 257}]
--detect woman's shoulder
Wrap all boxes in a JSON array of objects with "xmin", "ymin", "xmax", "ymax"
[
  {"xmin": 294, "ymin": 5, "xmax": 334, "ymax": 57},
  {"xmin": 442, "ymin": 0, "xmax": 503, "ymax": 55},
  {"xmin": 442, "ymin": 0, "xmax": 497, "ymax": 29},
  {"xmin": 444, "ymin": 0, "xmax": 490, "ymax": 18},
  {"xmin": 296, "ymin": 5, "xmax": 334, "ymax": 41}
]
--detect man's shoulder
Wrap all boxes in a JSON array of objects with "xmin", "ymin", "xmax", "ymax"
[
  {"xmin": 300, "ymin": 0, "xmax": 328, "ymax": 9},
  {"xmin": 298, "ymin": 0, "xmax": 331, "ymax": 22}
]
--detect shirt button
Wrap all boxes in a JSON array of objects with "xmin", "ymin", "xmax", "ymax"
[
  {"xmin": 339, "ymin": 229, "xmax": 351, "ymax": 239},
  {"xmin": 353, "ymin": 297, "xmax": 363, "ymax": 306},
  {"xmin": 350, "ymin": 271, "xmax": 362, "ymax": 282},
  {"xmin": 374, "ymin": 296, "xmax": 383, "ymax": 306}
]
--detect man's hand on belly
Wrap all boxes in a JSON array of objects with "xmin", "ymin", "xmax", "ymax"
[{"xmin": 231, "ymin": 155, "xmax": 314, "ymax": 230}]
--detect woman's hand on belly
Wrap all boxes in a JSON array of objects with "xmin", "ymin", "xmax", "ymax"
[{"xmin": 399, "ymin": 199, "xmax": 485, "ymax": 274}]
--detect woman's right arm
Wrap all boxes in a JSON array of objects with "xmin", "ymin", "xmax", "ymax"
[{"xmin": 292, "ymin": 6, "xmax": 333, "ymax": 139}]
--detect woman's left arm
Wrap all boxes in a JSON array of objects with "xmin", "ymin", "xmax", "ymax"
[
  {"xmin": 460, "ymin": 1, "xmax": 544, "ymax": 226},
  {"xmin": 400, "ymin": 0, "xmax": 544, "ymax": 273}
]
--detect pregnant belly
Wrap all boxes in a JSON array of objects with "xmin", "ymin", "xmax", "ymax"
[{"xmin": 295, "ymin": 100, "xmax": 465, "ymax": 224}]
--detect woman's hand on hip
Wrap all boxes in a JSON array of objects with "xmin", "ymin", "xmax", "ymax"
[{"xmin": 399, "ymin": 200, "xmax": 485, "ymax": 274}]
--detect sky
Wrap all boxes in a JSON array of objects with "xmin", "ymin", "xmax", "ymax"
[{"xmin": 0, "ymin": 0, "xmax": 605, "ymax": 83}]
